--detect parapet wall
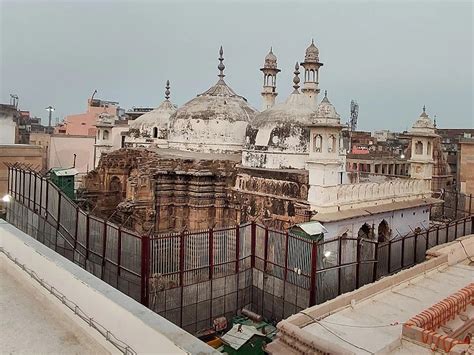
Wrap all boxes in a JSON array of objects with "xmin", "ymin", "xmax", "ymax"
[{"xmin": 310, "ymin": 178, "xmax": 431, "ymax": 212}]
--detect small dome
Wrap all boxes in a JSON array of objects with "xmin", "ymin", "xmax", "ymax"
[
  {"xmin": 242, "ymin": 93, "xmax": 314, "ymax": 169},
  {"xmin": 130, "ymin": 99, "xmax": 177, "ymax": 138},
  {"xmin": 411, "ymin": 106, "xmax": 436, "ymax": 135},
  {"xmin": 315, "ymin": 93, "xmax": 340, "ymax": 120},
  {"xmin": 304, "ymin": 39, "xmax": 320, "ymax": 63},
  {"xmin": 263, "ymin": 48, "xmax": 278, "ymax": 69}
]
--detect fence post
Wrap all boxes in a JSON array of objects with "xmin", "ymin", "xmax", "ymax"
[
  {"xmin": 356, "ymin": 239, "xmax": 361, "ymax": 288},
  {"xmin": 117, "ymin": 227, "xmax": 122, "ymax": 277},
  {"xmin": 179, "ymin": 230, "xmax": 185, "ymax": 287},
  {"xmin": 28, "ymin": 170, "xmax": 32, "ymax": 208},
  {"xmin": 250, "ymin": 222, "xmax": 256, "ymax": 268},
  {"xmin": 337, "ymin": 237, "xmax": 342, "ymax": 295},
  {"xmin": 263, "ymin": 226, "xmax": 269, "ymax": 271},
  {"xmin": 45, "ymin": 177, "xmax": 49, "ymax": 219},
  {"xmin": 74, "ymin": 207, "xmax": 79, "ymax": 250},
  {"xmin": 401, "ymin": 236, "xmax": 405, "ymax": 269},
  {"xmin": 284, "ymin": 231, "xmax": 289, "ymax": 282},
  {"xmin": 309, "ymin": 241, "xmax": 318, "ymax": 306},
  {"xmin": 235, "ymin": 225, "xmax": 240, "ymax": 273},
  {"xmin": 413, "ymin": 233, "xmax": 418, "ymax": 265},
  {"xmin": 436, "ymin": 226, "xmax": 440, "ymax": 245},
  {"xmin": 469, "ymin": 194, "xmax": 472, "ymax": 216},
  {"xmin": 85, "ymin": 214, "xmax": 90, "ymax": 260},
  {"xmin": 454, "ymin": 219, "xmax": 458, "ymax": 240},
  {"xmin": 372, "ymin": 241, "xmax": 379, "ymax": 283},
  {"xmin": 387, "ymin": 239, "xmax": 392, "ymax": 273},
  {"xmin": 140, "ymin": 235, "xmax": 150, "ymax": 307},
  {"xmin": 57, "ymin": 194, "xmax": 62, "ymax": 230},
  {"xmin": 425, "ymin": 229, "xmax": 429, "ymax": 253},
  {"xmin": 209, "ymin": 228, "xmax": 214, "ymax": 279},
  {"xmin": 454, "ymin": 191, "xmax": 458, "ymax": 220},
  {"xmin": 101, "ymin": 220, "xmax": 108, "ymax": 280}
]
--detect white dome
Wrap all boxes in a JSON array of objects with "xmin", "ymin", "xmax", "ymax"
[
  {"xmin": 168, "ymin": 79, "xmax": 257, "ymax": 153},
  {"xmin": 130, "ymin": 99, "xmax": 177, "ymax": 139},
  {"xmin": 242, "ymin": 93, "xmax": 314, "ymax": 169}
]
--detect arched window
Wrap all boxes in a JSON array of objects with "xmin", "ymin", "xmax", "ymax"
[
  {"xmin": 97, "ymin": 130, "xmax": 101, "ymax": 139},
  {"xmin": 377, "ymin": 220, "xmax": 390, "ymax": 242},
  {"xmin": 427, "ymin": 141, "xmax": 432, "ymax": 155},
  {"xmin": 358, "ymin": 223, "xmax": 373, "ymax": 240},
  {"xmin": 314, "ymin": 134, "xmax": 322, "ymax": 152},
  {"xmin": 153, "ymin": 127, "xmax": 158, "ymax": 138},
  {"xmin": 328, "ymin": 135, "xmax": 336, "ymax": 153},
  {"xmin": 103, "ymin": 130, "xmax": 109, "ymax": 140},
  {"xmin": 415, "ymin": 141, "xmax": 423, "ymax": 155}
]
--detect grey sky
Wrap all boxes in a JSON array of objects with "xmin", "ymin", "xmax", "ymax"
[{"xmin": 1, "ymin": 0, "xmax": 472, "ymax": 131}]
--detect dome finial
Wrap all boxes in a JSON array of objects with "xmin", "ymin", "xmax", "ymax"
[
  {"xmin": 312, "ymin": 38, "xmax": 314, "ymax": 45},
  {"xmin": 324, "ymin": 90, "xmax": 327, "ymax": 98},
  {"xmin": 218, "ymin": 46, "xmax": 225, "ymax": 80},
  {"xmin": 423, "ymin": 105, "xmax": 426, "ymax": 113},
  {"xmin": 292, "ymin": 62, "xmax": 300, "ymax": 92},
  {"xmin": 165, "ymin": 80, "xmax": 170, "ymax": 100}
]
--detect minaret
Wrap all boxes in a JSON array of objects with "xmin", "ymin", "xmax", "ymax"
[
  {"xmin": 306, "ymin": 91, "xmax": 345, "ymax": 213},
  {"xmin": 260, "ymin": 47, "xmax": 281, "ymax": 110},
  {"xmin": 408, "ymin": 106, "xmax": 438, "ymax": 185},
  {"xmin": 300, "ymin": 39, "xmax": 323, "ymax": 105}
]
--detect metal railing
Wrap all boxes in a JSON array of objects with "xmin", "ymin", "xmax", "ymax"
[{"xmin": 5, "ymin": 165, "xmax": 474, "ymax": 333}]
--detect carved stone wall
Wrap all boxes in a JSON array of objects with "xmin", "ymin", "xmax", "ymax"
[{"xmin": 232, "ymin": 167, "xmax": 310, "ymax": 230}]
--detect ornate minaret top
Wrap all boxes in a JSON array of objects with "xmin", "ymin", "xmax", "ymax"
[
  {"xmin": 300, "ymin": 39, "xmax": 324, "ymax": 104},
  {"xmin": 218, "ymin": 46, "xmax": 225, "ymax": 80},
  {"xmin": 260, "ymin": 47, "xmax": 281, "ymax": 110},
  {"xmin": 292, "ymin": 62, "xmax": 301, "ymax": 93},
  {"xmin": 165, "ymin": 80, "xmax": 170, "ymax": 100}
]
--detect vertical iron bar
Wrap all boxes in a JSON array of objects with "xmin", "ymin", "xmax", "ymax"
[
  {"xmin": 309, "ymin": 241, "xmax": 318, "ymax": 306},
  {"xmin": 454, "ymin": 191, "xmax": 458, "ymax": 220},
  {"xmin": 454, "ymin": 219, "xmax": 458, "ymax": 240},
  {"xmin": 235, "ymin": 225, "xmax": 240, "ymax": 273},
  {"xmin": 387, "ymin": 239, "xmax": 392, "ymax": 273},
  {"xmin": 209, "ymin": 228, "xmax": 214, "ymax": 279},
  {"xmin": 284, "ymin": 231, "xmax": 289, "ymax": 282},
  {"xmin": 101, "ymin": 220, "xmax": 108, "ymax": 280},
  {"xmin": 263, "ymin": 226, "xmax": 269, "ymax": 271},
  {"xmin": 117, "ymin": 227, "xmax": 122, "ymax": 277},
  {"xmin": 372, "ymin": 240, "xmax": 379, "ymax": 283},
  {"xmin": 85, "ymin": 214, "xmax": 90, "ymax": 260},
  {"xmin": 401, "ymin": 236, "xmax": 405, "ymax": 269},
  {"xmin": 179, "ymin": 231, "xmax": 185, "ymax": 327},
  {"xmin": 74, "ymin": 207, "xmax": 79, "ymax": 249},
  {"xmin": 250, "ymin": 222, "xmax": 256, "ymax": 268},
  {"xmin": 33, "ymin": 172, "xmax": 37, "ymax": 211},
  {"xmin": 356, "ymin": 239, "xmax": 361, "ymax": 288},
  {"xmin": 140, "ymin": 235, "xmax": 150, "ymax": 307},
  {"xmin": 337, "ymin": 237, "xmax": 342, "ymax": 295},
  {"xmin": 469, "ymin": 194, "xmax": 472, "ymax": 216}
]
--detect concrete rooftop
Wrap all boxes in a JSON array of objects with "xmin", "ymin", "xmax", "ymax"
[{"xmin": 1, "ymin": 254, "xmax": 112, "ymax": 354}]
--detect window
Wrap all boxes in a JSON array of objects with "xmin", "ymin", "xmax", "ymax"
[
  {"xmin": 328, "ymin": 135, "xmax": 336, "ymax": 153},
  {"xmin": 427, "ymin": 141, "xmax": 432, "ymax": 155},
  {"xmin": 103, "ymin": 130, "xmax": 109, "ymax": 140},
  {"xmin": 153, "ymin": 127, "xmax": 158, "ymax": 138},
  {"xmin": 415, "ymin": 141, "xmax": 423, "ymax": 155},
  {"xmin": 314, "ymin": 134, "xmax": 322, "ymax": 152}
]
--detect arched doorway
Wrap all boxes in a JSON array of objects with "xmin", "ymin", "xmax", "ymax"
[{"xmin": 377, "ymin": 220, "xmax": 390, "ymax": 242}]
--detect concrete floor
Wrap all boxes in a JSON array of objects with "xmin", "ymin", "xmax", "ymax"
[{"xmin": 0, "ymin": 259, "xmax": 111, "ymax": 354}]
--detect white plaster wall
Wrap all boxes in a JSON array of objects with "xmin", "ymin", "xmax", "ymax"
[
  {"xmin": 0, "ymin": 116, "xmax": 16, "ymax": 144},
  {"xmin": 321, "ymin": 205, "xmax": 430, "ymax": 241},
  {"xmin": 0, "ymin": 222, "xmax": 218, "ymax": 355},
  {"xmin": 242, "ymin": 150, "xmax": 308, "ymax": 170}
]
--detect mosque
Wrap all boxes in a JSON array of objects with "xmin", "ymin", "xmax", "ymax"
[{"xmin": 84, "ymin": 40, "xmax": 440, "ymax": 241}]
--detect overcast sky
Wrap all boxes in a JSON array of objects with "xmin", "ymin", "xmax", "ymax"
[{"xmin": 1, "ymin": 0, "xmax": 472, "ymax": 131}]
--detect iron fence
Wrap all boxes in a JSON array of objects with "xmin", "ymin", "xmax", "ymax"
[{"xmin": 5, "ymin": 165, "xmax": 474, "ymax": 334}]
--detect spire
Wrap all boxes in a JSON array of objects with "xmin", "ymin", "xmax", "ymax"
[
  {"xmin": 165, "ymin": 80, "xmax": 170, "ymax": 100},
  {"xmin": 218, "ymin": 46, "xmax": 225, "ymax": 80},
  {"xmin": 292, "ymin": 62, "xmax": 300, "ymax": 93},
  {"xmin": 423, "ymin": 105, "xmax": 426, "ymax": 113}
]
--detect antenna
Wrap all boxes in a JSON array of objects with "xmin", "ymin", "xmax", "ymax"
[{"xmin": 350, "ymin": 100, "xmax": 359, "ymax": 131}]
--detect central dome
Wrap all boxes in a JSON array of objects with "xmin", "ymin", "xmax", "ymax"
[{"xmin": 168, "ymin": 47, "xmax": 258, "ymax": 153}]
